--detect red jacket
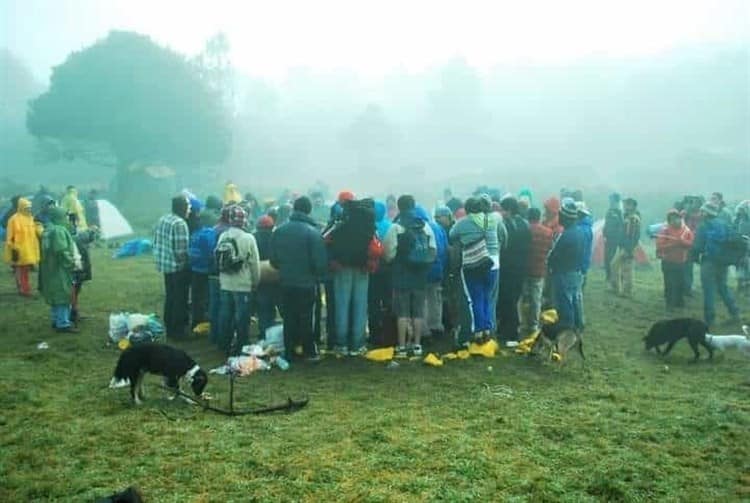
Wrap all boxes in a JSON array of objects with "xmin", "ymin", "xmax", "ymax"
[
  {"xmin": 656, "ymin": 224, "xmax": 694, "ymax": 263},
  {"xmin": 527, "ymin": 222, "xmax": 554, "ymax": 278}
]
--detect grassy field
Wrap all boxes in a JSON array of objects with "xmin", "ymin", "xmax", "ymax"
[{"xmin": 1, "ymin": 247, "xmax": 749, "ymax": 502}]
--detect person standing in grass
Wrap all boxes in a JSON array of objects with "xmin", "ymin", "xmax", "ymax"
[
  {"xmin": 153, "ymin": 195, "xmax": 191, "ymax": 340},
  {"xmin": 253, "ymin": 215, "xmax": 281, "ymax": 339},
  {"xmin": 609, "ymin": 197, "xmax": 640, "ymax": 297},
  {"xmin": 548, "ymin": 199, "xmax": 585, "ymax": 330},
  {"xmin": 520, "ymin": 207, "xmax": 554, "ymax": 336},
  {"xmin": 189, "ymin": 209, "xmax": 219, "ymax": 331},
  {"xmin": 39, "ymin": 206, "xmax": 78, "ymax": 333},
  {"xmin": 691, "ymin": 202, "xmax": 740, "ymax": 328},
  {"xmin": 384, "ymin": 195, "xmax": 437, "ymax": 358},
  {"xmin": 217, "ymin": 205, "xmax": 261, "ymax": 355},
  {"xmin": 655, "ymin": 209, "xmax": 694, "ymax": 310},
  {"xmin": 271, "ymin": 196, "xmax": 328, "ymax": 361},
  {"xmin": 3, "ymin": 197, "xmax": 41, "ymax": 297}
]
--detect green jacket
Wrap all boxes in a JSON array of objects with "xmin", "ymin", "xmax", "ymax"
[{"xmin": 40, "ymin": 208, "xmax": 75, "ymax": 305}]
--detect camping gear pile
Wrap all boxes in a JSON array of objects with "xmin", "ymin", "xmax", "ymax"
[
  {"xmin": 109, "ymin": 312, "xmax": 164, "ymax": 348},
  {"xmin": 209, "ymin": 325, "xmax": 287, "ymax": 376}
]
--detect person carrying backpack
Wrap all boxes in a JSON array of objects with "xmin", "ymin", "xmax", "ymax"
[
  {"xmin": 216, "ymin": 205, "xmax": 261, "ymax": 355},
  {"xmin": 691, "ymin": 202, "xmax": 741, "ymax": 328},
  {"xmin": 189, "ymin": 210, "xmax": 219, "ymax": 330},
  {"xmin": 327, "ymin": 195, "xmax": 381, "ymax": 356},
  {"xmin": 383, "ymin": 195, "xmax": 437, "ymax": 358}
]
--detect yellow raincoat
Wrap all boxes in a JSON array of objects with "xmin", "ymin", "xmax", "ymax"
[
  {"xmin": 60, "ymin": 187, "xmax": 87, "ymax": 230},
  {"xmin": 3, "ymin": 198, "xmax": 42, "ymax": 266},
  {"xmin": 223, "ymin": 183, "xmax": 242, "ymax": 204}
]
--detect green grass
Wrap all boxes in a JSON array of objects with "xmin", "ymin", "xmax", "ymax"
[{"xmin": 1, "ymin": 248, "xmax": 749, "ymax": 502}]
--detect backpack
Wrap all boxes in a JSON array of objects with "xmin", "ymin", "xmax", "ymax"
[
  {"xmin": 215, "ymin": 236, "xmax": 244, "ymax": 273},
  {"xmin": 328, "ymin": 199, "xmax": 376, "ymax": 267},
  {"xmin": 398, "ymin": 220, "xmax": 435, "ymax": 267}
]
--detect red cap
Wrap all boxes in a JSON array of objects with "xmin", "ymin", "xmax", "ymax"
[
  {"xmin": 257, "ymin": 215, "xmax": 274, "ymax": 229},
  {"xmin": 337, "ymin": 190, "xmax": 355, "ymax": 202}
]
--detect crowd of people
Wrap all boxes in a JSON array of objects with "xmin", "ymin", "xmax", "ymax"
[{"xmin": 2, "ymin": 182, "xmax": 747, "ymax": 363}]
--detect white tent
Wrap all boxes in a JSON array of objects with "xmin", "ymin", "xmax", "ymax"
[{"xmin": 96, "ymin": 199, "xmax": 133, "ymax": 240}]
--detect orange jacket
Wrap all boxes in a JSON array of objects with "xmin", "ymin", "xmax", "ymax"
[{"xmin": 656, "ymin": 224, "xmax": 693, "ymax": 264}]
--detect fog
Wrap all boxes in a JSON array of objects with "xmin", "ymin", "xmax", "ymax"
[{"xmin": 1, "ymin": 1, "xmax": 748, "ymax": 213}]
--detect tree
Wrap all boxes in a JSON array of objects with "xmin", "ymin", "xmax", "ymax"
[{"xmin": 27, "ymin": 31, "xmax": 231, "ymax": 201}]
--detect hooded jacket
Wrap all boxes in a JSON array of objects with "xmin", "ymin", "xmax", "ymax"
[
  {"xmin": 543, "ymin": 197, "xmax": 563, "ymax": 237},
  {"xmin": 3, "ymin": 198, "xmax": 41, "ymax": 266},
  {"xmin": 39, "ymin": 207, "xmax": 76, "ymax": 305},
  {"xmin": 527, "ymin": 221, "xmax": 554, "ymax": 278},
  {"xmin": 270, "ymin": 211, "xmax": 328, "ymax": 288},
  {"xmin": 60, "ymin": 188, "xmax": 87, "ymax": 230},
  {"xmin": 374, "ymin": 200, "xmax": 392, "ymax": 240},
  {"xmin": 415, "ymin": 206, "xmax": 448, "ymax": 283}
]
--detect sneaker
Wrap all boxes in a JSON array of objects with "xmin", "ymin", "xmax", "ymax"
[
  {"xmin": 395, "ymin": 346, "xmax": 408, "ymax": 359},
  {"xmin": 505, "ymin": 340, "xmax": 519, "ymax": 348},
  {"xmin": 333, "ymin": 346, "xmax": 348, "ymax": 358},
  {"xmin": 348, "ymin": 346, "xmax": 367, "ymax": 357},
  {"xmin": 411, "ymin": 344, "xmax": 423, "ymax": 357}
]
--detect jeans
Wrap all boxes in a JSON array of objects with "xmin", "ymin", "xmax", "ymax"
[
  {"xmin": 164, "ymin": 270, "xmax": 190, "ymax": 339},
  {"xmin": 51, "ymin": 304, "xmax": 72, "ymax": 329},
  {"xmin": 520, "ymin": 277, "xmax": 545, "ymax": 333},
  {"xmin": 462, "ymin": 267, "xmax": 498, "ymax": 334},
  {"xmin": 219, "ymin": 290, "xmax": 252, "ymax": 355},
  {"xmin": 552, "ymin": 271, "xmax": 583, "ymax": 330},
  {"xmin": 661, "ymin": 261, "xmax": 686, "ymax": 308},
  {"xmin": 281, "ymin": 286, "xmax": 317, "ymax": 359},
  {"xmin": 208, "ymin": 276, "xmax": 221, "ymax": 345},
  {"xmin": 333, "ymin": 267, "xmax": 369, "ymax": 351},
  {"xmin": 700, "ymin": 261, "xmax": 739, "ymax": 327},
  {"xmin": 191, "ymin": 272, "xmax": 209, "ymax": 327}
]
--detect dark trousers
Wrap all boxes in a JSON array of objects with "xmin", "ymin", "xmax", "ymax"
[
  {"xmin": 282, "ymin": 286, "xmax": 317, "ymax": 359},
  {"xmin": 164, "ymin": 270, "xmax": 190, "ymax": 339},
  {"xmin": 684, "ymin": 261, "xmax": 695, "ymax": 293},
  {"xmin": 70, "ymin": 281, "xmax": 83, "ymax": 323},
  {"xmin": 368, "ymin": 268, "xmax": 392, "ymax": 347},
  {"xmin": 604, "ymin": 242, "xmax": 618, "ymax": 281},
  {"xmin": 497, "ymin": 269, "xmax": 524, "ymax": 340},
  {"xmin": 191, "ymin": 272, "xmax": 209, "ymax": 327},
  {"xmin": 256, "ymin": 284, "xmax": 281, "ymax": 339},
  {"xmin": 661, "ymin": 261, "xmax": 686, "ymax": 308}
]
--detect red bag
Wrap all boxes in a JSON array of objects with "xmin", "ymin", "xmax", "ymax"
[{"xmin": 366, "ymin": 235, "xmax": 384, "ymax": 273}]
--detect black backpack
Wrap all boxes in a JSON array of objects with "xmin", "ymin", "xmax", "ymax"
[
  {"xmin": 215, "ymin": 236, "xmax": 244, "ymax": 273},
  {"xmin": 329, "ymin": 199, "xmax": 375, "ymax": 267}
]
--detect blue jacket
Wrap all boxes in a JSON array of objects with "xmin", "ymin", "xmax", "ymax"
[
  {"xmin": 577, "ymin": 215, "xmax": 594, "ymax": 274},
  {"xmin": 548, "ymin": 224, "xmax": 584, "ymax": 274},
  {"xmin": 189, "ymin": 226, "xmax": 218, "ymax": 274},
  {"xmin": 692, "ymin": 217, "xmax": 728, "ymax": 264},
  {"xmin": 374, "ymin": 200, "xmax": 392, "ymax": 240},
  {"xmin": 415, "ymin": 206, "xmax": 448, "ymax": 283}
]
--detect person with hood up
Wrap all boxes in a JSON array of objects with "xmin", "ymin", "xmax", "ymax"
[
  {"xmin": 384, "ymin": 195, "xmax": 437, "ymax": 358},
  {"xmin": 691, "ymin": 202, "xmax": 740, "ymax": 328},
  {"xmin": 189, "ymin": 210, "xmax": 219, "ymax": 330},
  {"xmin": 435, "ymin": 205, "xmax": 462, "ymax": 338},
  {"xmin": 182, "ymin": 190, "xmax": 203, "ymax": 235},
  {"xmin": 656, "ymin": 209, "xmax": 694, "ymax": 310},
  {"xmin": 449, "ymin": 196, "xmax": 500, "ymax": 348},
  {"xmin": 609, "ymin": 197, "xmax": 640, "ymax": 297},
  {"xmin": 542, "ymin": 197, "xmax": 563, "ymax": 238},
  {"xmin": 416, "ymin": 205, "xmax": 448, "ymax": 338},
  {"xmin": 60, "ymin": 185, "xmax": 87, "ymax": 231},
  {"xmin": 217, "ymin": 205, "xmax": 261, "ymax": 355},
  {"xmin": 271, "ymin": 196, "xmax": 328, "ymax": 361},
  {"xmin": 1, "ymin": 195, "xmax": 22, "ymax": 231},
  {"xmin": 368, "ymin": 200, "xmax": 393, "ymax": 347},
  {"xmin": 3, "ymin": 197, "xmax": 42, "ymax": 297},
  {"xmin": 39, "ymin": 206, "xmax": 79, "ymax": 332}
]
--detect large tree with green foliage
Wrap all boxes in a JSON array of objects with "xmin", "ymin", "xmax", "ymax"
[{"xmin": 27, "ymin": 31, "xmax": 231, "ymax": 201}]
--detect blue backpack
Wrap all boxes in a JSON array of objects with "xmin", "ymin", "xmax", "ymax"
[{"xmin": 399, "ymin": 221, "xmax": 435, "ymax": 267}]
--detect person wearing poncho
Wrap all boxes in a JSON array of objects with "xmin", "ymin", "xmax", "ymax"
[
  {"xmin": 3, "ymin": 197, "xmax": 42, "ymax": 297},
  {"xmin": 39, "ymin": 207, "xmax": 78, "ymax": 332}
]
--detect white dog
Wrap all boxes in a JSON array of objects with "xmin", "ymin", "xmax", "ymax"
[{"xmin": 704, "ymin": 325, "xmax": 750, "ymax": 355}]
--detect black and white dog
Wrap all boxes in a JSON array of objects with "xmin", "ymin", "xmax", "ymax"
[
  {"xmin": 644, "ymin": 318, "xmax": 714, "ymax": 361},
  {"xmin": 109, "ymin": 343, "xmax": 208, "ymax": 405}
]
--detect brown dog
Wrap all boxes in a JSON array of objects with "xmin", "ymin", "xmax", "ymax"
[{"xmin": 533, "ymin": 323, "xmax": 585, "ymax": 365}]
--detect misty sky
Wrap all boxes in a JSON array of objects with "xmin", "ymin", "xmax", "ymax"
[{"xmin": 2, "ymin": 0, "xmax": 748, "ymax": 82}]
